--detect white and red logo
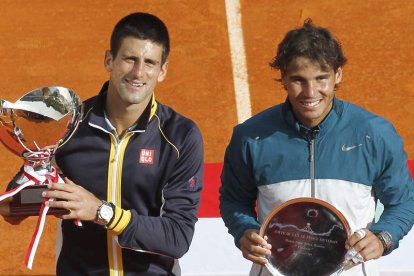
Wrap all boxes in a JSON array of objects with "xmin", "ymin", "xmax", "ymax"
[
  {"xmin": 188, "ymin": 176, "xmax": 197, "ymax": 191},
  {"xmin": 139, "ymin": 149, "xmax": 154, "ymax": 164}
]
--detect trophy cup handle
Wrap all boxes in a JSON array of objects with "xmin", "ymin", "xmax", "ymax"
[{"xmin": 0, "ymin": 115, "xmax": 25, "ymax": 155}]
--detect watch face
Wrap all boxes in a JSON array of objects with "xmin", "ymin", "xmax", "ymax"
[{"xmin": 100, "ymin": 204, "xmax": 114, "ymax": 221}]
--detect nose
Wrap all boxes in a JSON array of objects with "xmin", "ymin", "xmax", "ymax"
[
  {"xmin": 131, "ymin": 61, "xmax": 145, "ymax": 78},
  {"xmin": 302, "ymin": 81, "xmax": 317, "ymax": 96}
]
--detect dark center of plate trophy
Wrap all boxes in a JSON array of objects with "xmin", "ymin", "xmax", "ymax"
[{"xmin": 261, "ymin": 198, "xmax": 349, "ymax": 276}]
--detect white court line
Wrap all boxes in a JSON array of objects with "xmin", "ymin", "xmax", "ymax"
[{"xmin": 225, "ymin": 0, "xmax": 252, "ymax": 124}]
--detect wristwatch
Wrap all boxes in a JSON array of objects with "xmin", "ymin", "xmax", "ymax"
[
  {"xmin": 95, "ymin": 200, "xmax": 115, "ymax": 227},
  {"xmin": 372, "ymin": 230, "xmax": 392, "ymax": 255}
]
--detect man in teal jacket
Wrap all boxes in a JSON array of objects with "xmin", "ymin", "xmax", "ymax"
[{"xmin": 220, "ymin": 19, "xmax": 414, "ymax": 276}]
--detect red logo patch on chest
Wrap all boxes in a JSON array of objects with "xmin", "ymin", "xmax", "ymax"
[{"xmin": 139, "ymin": 149, "xmax": 154, "ymax": 164}]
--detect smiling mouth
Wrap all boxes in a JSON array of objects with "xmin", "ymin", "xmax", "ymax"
[
  {"xmin": 301, "ymin": 99, "xmax": 321, "ymax": 107},
  {"xmin": 126, "ymin": 80, "xmax": 145, "ymax": 88}
]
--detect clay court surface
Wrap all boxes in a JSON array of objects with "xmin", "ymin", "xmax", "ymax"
[{"xmin": 0, "ymin": 0, "xmax": 413, "ymax": 275}]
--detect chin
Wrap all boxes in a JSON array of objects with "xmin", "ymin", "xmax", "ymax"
[{"xmin": 129, "ymin": 95, "xmax": 151, "ymax": 105}]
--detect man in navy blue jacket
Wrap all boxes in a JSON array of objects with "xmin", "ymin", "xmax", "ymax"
[{"xmin": 2, "ymin": 12, "xmax": 204, "ymax": 276}]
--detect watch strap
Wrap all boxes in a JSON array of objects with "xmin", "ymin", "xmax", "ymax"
[{"xmin": 372, "ymin": 230, "xmax": 392, "ymax": 255}]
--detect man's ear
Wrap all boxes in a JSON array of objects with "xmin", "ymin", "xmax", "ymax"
[
  {"xmin": 157, "ymin": 61, "xmax": 169, "ymax": 82},
  {"xmin": 281, "ymin": 74, "xmax": 287, "ymax": 91},
  {"xmin": 335, "ymin": 67, "xmax": 343, "ymax": 84},
  {"xmin": 104, "ymin": 50, "xmax": 113, "ymax": 72}
]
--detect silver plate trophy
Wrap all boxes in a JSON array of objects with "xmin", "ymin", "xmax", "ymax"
[
  {"xmin": 260, "ymin": 198, "xmax": 351, "ymax": 276},
  {"xmin": 0, "ymin": 86, "xmax": 82, "ymax": 216}
]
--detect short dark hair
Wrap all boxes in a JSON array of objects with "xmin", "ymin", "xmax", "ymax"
[
  {"xmin": 270, "ymin": 19, "xmax": 346, "ymax": 74},
  {"xmin": 110, "ymin": 12, "xmax": 170, "ymax": 64}
]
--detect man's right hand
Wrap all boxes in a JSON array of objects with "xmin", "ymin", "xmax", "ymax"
[
  {"xmin": 0, "ymin": 197, "xmax": 27, "ymax": 225},
  {"xmin": 239, "ymin": 229, "xmax": 272, "ymax": 265}
]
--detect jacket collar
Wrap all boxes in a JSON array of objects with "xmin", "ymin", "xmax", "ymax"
[
  {"xmin": 283, "ymin": 97, "xmax": 344, "ymax": 138},
  {"xmin": 87, "ymin": 81, "xmax": 158, "ymax": 133}
]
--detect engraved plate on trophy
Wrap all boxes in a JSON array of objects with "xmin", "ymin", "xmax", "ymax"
[
  {"xmin": 0, "ymin": 86, "xmax": 82, "ymax": 216},
  {"xmin": 260, "ymin": 198, "xmax": 350, "ymax": 276}
]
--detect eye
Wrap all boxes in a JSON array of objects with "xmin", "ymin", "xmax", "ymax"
[
  {"xmin": 291, "ymin": 77, "xmax": 304, "ymax": 84},
  {"xmin": 145, "ymin": 59, "xmax": 158, "ymax": 67},
  {"xmin": 125, "ymin": 57, "xmax": 135, "ymax": 63},
  {"xmin": 316, "ymin": 75, "xmax": 329, "ymax": 81}
]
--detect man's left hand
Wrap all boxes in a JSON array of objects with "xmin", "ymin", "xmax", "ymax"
[
  {"xmin": 43, "ymin": 177, "xmax": 102, "ymax": 222},
  {"xmin": 345, "ymin": 228, "xmax": 384, "ymax": 267}
]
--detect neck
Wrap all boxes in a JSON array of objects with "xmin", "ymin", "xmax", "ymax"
[{"xmin": 105, "ymin": 95, "xmax": 151, "ymax": 138}]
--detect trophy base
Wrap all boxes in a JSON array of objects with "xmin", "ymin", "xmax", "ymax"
[{"xmin": 9, "ymin": 185, "xmax": 70, "ymax": 217}]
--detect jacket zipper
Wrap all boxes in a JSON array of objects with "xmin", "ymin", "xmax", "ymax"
[
  {"xmin": 104, "ymin": 131, "xmax": 131, "ymax": 276},
  {"xmin": 307, "ymin": 130, "xmax": 318, "ymax": 198},
  {"xmin": 111, "ymin": 134, "xmax": 122, "ymax": 276}
]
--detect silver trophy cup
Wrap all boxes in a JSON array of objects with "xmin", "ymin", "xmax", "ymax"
[{"xmin": 0, "ymin": 86, "xmax": 82, "ymax": 216}]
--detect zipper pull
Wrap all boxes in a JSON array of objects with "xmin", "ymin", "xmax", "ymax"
[{"xmin": 306, "ymin": 129, "xmax": 319, "ymax": 162}]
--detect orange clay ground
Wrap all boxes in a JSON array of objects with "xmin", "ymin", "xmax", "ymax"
[{"xmin": 0, "ymin": 0, "xmax": 413, "ymax": 275}]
